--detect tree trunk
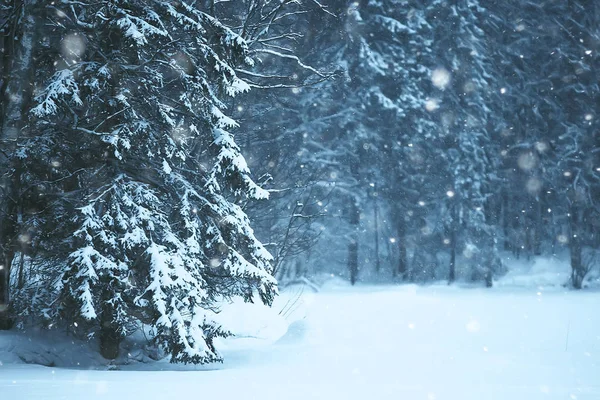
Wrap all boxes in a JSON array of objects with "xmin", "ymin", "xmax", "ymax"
[
  {"xmin": 484, "ymin": 257, "xmax": 493, "ymax": 288},
  {"xmin": 396, "ymin": 216, "xmax": 407, "ymax": 278},
  {"xmin": 348, "ymin": 240, "xmax": 358, "ymax": 285},
  {"xmin": 0, "ymin": 0, "xmax": 38, "ymax": 329},
  {"xmin": 17, "ymin": 251, "xmax": 25, "ymax": 289},
  {"xmin": 373, "ymin": 193, "xmax": 380, "ymax": 274},
  {"xmin": 99, "ymin": 319, "xmax": 121, "ymax": 360},
  {"xmin": 484, "ymin": 268, "xmax": 493, "ymax": 288},
  {"xmin": 448, "ymin": 202, "xmax": 457, "ymax": 284},
  {"xmin": 502, "ymin": 190, "xmax": 510, "ymax": 251},
  {"xmin": 98, "ymin": 285, "xmax": 122, "ymax": 360},
  {"xmin": 569, "ymin": 203, "xmax": 584, "ymax": 289},
  {"xmin": 534, "ymin": 196, "xmax": 542, "ymax": 256},
  {"xmin": 525, "ymin": 227, "xmax": 532, "ymax": 261},
  {"xmin": 0, "ymin": 250, "xmax": 14, "ymax": 329},
  {"xmin": 348, "ymin": 197, "xmax": 359, "ymax": 285},
  {"xmin": 100, "ymin": 332, "xmax": 120, "ymax": 360},
  {"xmin": 448, "ymin": 230, "xmax": 456, "ymax": 284}
]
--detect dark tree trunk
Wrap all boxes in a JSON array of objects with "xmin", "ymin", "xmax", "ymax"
[
  {"xmin": 448, "ymin": 231, "xmax": 456, "ymax": 284},
  {"xmin": 99, "ymin": 288, "xmax": 122, "ymax": 360},
  {"xmin": 348, "ymin": 197, "xmax": 359, "ymax": 285},
  {"xmin": 534, "ymin": 196, "xmax": 542, "ymax": 256},
  {"xmin": 17, "ymin": 251, "xmax": 25, "ymax": 289},
  {"xmin": 569, "ymin": 203, "xmax": 584, "ymax": 289},
  {"xmin": 348, "ymin": 240, "xmax": 358, "ymax": 285},
  {"xmin": 0, "ymin": 0, "xmax": 39, "ymax": 329},
  {"xmin": 448, "ymin": 203, "xmax": 457, "ymax": 284},
  {"xmin": 484, "ymin": 258, "xmax": 493, "ymax": 288},
  {"xmin": 525, "ymin": 227, "xmax": 532, "ymax": 261},
  {"xmin": 99, "ymin": 323, "xmax": 121, "ymax": 360},
  {"xmin": 373, "ymin": 194, "xmax": 380, "ymax": 274},
  {"xmin": 484, "ymin": 270, "xmax": 493, "ymax": 288},
  {"xmin": 396, "ymin": 216, "xmax": 407, "ymax": 278},
  {"xmin": 502, "ymin": 190, "xmax": 510, "ymax": 251},
  {"xmin": 0, "ymin": 250, "xmax": 14, "ymax": 329}
]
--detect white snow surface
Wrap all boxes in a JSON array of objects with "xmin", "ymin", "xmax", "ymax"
[{"xmin": 2, "ymin": 272, "xmax": 600, "ymax": 399}]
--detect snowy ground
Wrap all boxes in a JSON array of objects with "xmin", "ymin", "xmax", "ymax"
[{"xmin": 2, "ymin": 270, "xmax": 600, "ymax": 399}]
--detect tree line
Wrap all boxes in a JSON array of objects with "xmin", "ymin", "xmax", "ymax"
[{"xmin": 242, "ymin": 0, "xmax": 600, "ymax": 288}]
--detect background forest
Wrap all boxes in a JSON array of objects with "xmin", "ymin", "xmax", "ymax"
[{"xmin": 242, "ymin": 0, "xmax": 600, "ymax": 289}]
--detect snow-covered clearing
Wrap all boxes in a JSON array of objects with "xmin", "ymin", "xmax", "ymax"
[{"xmin": 2, "ymin": 280, "xmax": 600, "ymax": 400}]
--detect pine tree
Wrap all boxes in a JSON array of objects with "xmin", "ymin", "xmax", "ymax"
[
  {"xmin": 485, "ymin": 0, "xmax": 600, "ymax": 287},
  {"xmin": 7, "ymin": 0, "xmax": 285, "ymax": 363},
  {"xmin": 359, "ymin": 0, "xmax": 443, "ymax": 280},
  {"xmin": 424, "ymin": 0, "xmax": 503, "ymax": 284}
]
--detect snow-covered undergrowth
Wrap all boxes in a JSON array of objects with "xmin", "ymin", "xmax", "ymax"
[
  {"xmin": 496, "ymin": 251, "xmax": 600, "ymax": 289},
  {"xmin": 496, "ymin": 254, "xmax": 569, "ymax": 288},
  {"xmin": 2, "ymin": 261, "xmax": 600, "ymax": 400},
  {"xmin": 0, "ymin": 287, "xmax": 308, "ymax": 369}
]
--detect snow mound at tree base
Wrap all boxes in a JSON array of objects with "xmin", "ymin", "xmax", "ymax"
[
  {"xmin": 0, "ymin": 287, "xmax": 311, "ymax": 369},
  {"xmin": 494, "ymin": 253, "xmax": 597, "ymax": 288},
  {"xmin": 275, "ymin": 319, "xmax": 308, "ymax": 345},
  {"xmin": 0, "ymin": 330, "xmax": 107, "ymax": 368}
]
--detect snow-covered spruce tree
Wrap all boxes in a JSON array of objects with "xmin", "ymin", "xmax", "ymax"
[
  {"xmin": 16, "ymin": 1, "xmax": 277, "ymax": 363},
  {"xmin": 481, "ymin": 0, "xmax": 565, "ymax": 261},
  {"xmin": 426, "ymin": 0, "xmax": 503, "ymax": 285},
  {"xmin": 482, "ymin": 0, "xmax": 600, "ymax": 287},
  {"xmin": 300, "ymin": 4, "xmax": 379, "ymax": 284},
  {"xmin": 553, "ymin": 1, "xmax": 600, "ymax": 289},
  {"xmin": 511, "ymin": 0, "xmax": 600, "ymax": 288},
  {"xmin": 295, "ymin": 0, "xmax": 493, "ymax": 282},
  {"xmin": 354, "ymin": 0, "xmax": 447, "ymax": 281},
  {"xmin": 287, "ymin": 0, "xmax": 420, "ymax": 283}
]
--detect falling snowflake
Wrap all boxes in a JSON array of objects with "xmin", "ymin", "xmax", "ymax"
[
  {"xmin": 431, "ymin": 67, "xmax": 451, "ymax": 90},
  {"xmin": 425, "ymin": 98, "xmax": 440, "ymax": 111},
  {"xmin": 517, "ymin": 152, "xmax": 538, "ymax": 171},
  {"xmin": 61, "ymin": 33, "xmax": 86, "ymax": 59}
]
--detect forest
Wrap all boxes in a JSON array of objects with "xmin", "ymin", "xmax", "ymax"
[{"xmin": 1, "ymin": 0, "xmax": 599, "ymax": 368}]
